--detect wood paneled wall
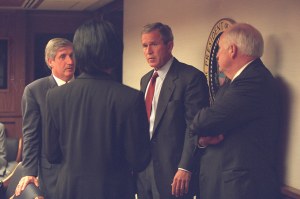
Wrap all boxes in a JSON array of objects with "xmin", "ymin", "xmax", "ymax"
[{"xmin": 0, "ymin": 11, "xmax": 27, "ymax": 138}]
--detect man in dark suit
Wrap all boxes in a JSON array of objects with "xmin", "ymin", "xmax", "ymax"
[
  {"xmin": 15, "ymin": 38, "xmax": 75, "ymax": 199},
  {"xmin": 137, "ymin": 22, "xmax": 209, "ymax": 199},
  {"xmin": 189, "ymin": 23, "xmax": 281, "ymax": 199},
  {"xmin": 44, "ymin": 19, "xmax": 151, "ymax": 199}
]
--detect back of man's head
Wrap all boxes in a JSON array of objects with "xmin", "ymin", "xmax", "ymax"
[
  {"xmin": 223, "ymin": 23, "xmax": 264, "ymax": 58},
  {"xmin": 73, "ymin": 19, "xmax": 123, "ymax": 75}
]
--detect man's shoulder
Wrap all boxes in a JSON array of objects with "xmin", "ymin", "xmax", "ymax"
[
  {"xmin": 25, "ymin": 76, "xmax": 52, "ymax": 89},
  {"xmin": 141, "ymin": 70, "xmax": 153, "ymax": 83},
  {"xmin": 23, "ymin": 76, "xmax": 54, "ymax": 98},
  {"xmin": 172, "ymin": 60, "xmax": 206, "ymax": 79},
  {"xmin": 113, "ymin": 81, "xmax": 142, "ymax": 96},
  {"xmin": 173, "ymin": 58, "xmax": 203, "ymax": 73}
]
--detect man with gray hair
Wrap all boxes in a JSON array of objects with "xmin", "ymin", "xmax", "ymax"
[
  {"xmin": 189, "ymin": 23, "xmax": 281, "ymax": 199},
  {"xmin": 15, "ymin": 38, "xmax": 75, "ymax": 199}
]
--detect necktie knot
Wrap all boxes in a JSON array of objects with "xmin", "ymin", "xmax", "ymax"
[{"xmin": 151, "ymin": 72, "xmax": 158, "ymax": 82}]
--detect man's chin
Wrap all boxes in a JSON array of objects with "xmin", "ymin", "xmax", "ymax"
[{"xmin": 65, "ymin": 73, "xmax": 74, "ymax": 80}]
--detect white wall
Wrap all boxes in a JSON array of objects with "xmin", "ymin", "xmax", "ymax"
[{"xmin": 123, "ymin": 0, "xmax": 300, "ymax": 189}]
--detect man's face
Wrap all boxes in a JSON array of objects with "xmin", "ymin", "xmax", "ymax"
[
  {"xmin": 49, "ymin": 46, "xmax": 75, "ymax": 82},
  {"xmin": 216, "ymin": 35, "xmax": 231, "ymax": 73},
  {"xmin": 141, "ymin": 30, "xmax": 173, "ymax": 70}
]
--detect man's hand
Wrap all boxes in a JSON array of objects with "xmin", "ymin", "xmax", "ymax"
[
  {"xmin": 15, "ymin": 176, "xmax": 39, "ymax": 196},
  {"xmin": 198, "ymin": 134, "xmax": 224, "ymax": 147},
  {"xmin": 171, "ymin": 169, "xmax": 191, "ymax": 197}
]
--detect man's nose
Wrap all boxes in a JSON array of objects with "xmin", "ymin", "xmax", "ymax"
[
  {"xmin": 145, "ymin": 46, "xmax": 153, "ymax": 54},
  {"xmin": 66, "ymin": 55, "xmax": 74, "ymax": 64}
]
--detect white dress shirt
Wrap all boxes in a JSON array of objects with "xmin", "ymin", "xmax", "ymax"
[
  {"xmin": 146, "ymin": 57, "xmax": 173, "ymax": 138},
  {"xmin": 53, "ymin": 74, "xmax": 74, "ymax": 86}
]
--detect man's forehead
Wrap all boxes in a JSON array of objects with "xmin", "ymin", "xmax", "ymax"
[
  {"xmin": 57, "ymin": 46, "xmax": 73, "ymax": 52},
  {"xmin": 55, "ymin": 47, "xmax": 73, "ymax": 55},
  {"xmin": 142, "ymin": 34, "xmax": 163, "ymax": 43}
]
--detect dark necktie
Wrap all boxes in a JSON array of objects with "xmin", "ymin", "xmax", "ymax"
[{"xmin": 145, "ymin": 72, "xmax": 159, "ymax": 120}]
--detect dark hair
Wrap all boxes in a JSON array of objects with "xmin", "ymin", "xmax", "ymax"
[
  {"xmin": 141, "ymin": 22, "xmax": 173, "ymax": 44},
  {"xmin": 73, "ymin": 19, "xmax": 123, "ymax": 74}
]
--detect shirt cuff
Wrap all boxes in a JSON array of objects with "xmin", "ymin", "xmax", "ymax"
[
  {"xmin": 178, "ymin": 168, "xmax": 192, "ymax": 174},
  {"xmin": 197, "ymin": 143, "xmax": 207, "ymax": 148}
]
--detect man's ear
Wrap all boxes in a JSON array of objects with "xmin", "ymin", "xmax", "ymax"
[
  {"xmin": 230, "ymin": 44, "xmax": 238, "ymax": 59},
  {"xmin": 167, "ymin": 41, "xmax": 174, "ymax": 52},
  {"xmin": 48, "ymin": 59, "xmax": 53, "ymax": 69}
]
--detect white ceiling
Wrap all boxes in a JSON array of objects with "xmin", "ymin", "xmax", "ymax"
[{"xmin": 0, "ymin": 0, "xmax": 114, "ymax": 11}]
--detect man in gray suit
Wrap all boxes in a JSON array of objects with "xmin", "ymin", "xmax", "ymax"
[
  {"xmin": 0, "ymin": 122, "xmax": 7, "ymax": 179},
  {"xmin": 137, "ymin": 22, "xmax": 210, "ymax": 199},
  {"xmin": 189, "ymin": 23, "xmax": 281, "ymax": 199},
  {"xmin": 15, "ymin": 38, "xmax": 75, "ymax": 199}
]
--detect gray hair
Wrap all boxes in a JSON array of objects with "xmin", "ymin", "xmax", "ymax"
[
  {"xmin": 223, "ymin": 23, "xmax": 264, "ymax": 57},
  {"xmin": 45, "ymin": 38, "xmax": 73, "ymax": 69},
  {"xmin": 141, "ymin": 22, "xmax": 174, "ymax": 44}
]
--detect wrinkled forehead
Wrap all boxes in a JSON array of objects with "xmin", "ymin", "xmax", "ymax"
[{"xmin": 55, "ymin": 46, "xmax": 73, "ymax": 55}]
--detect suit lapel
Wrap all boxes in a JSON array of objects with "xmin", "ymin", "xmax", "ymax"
[
  {"xmin": 141, "ymin": 72, "xmax": 153, "ymax": 93},
  {"xmin": 152, "ymin": 62, "xmax": 178, "ymax": 135},
  {"xmin": 214, "ymin": 78, "xmax": 231, "ymax": 102},
  {"xmin": 48, "ymin": 75, "xmax": 58, "ymax": 89}
]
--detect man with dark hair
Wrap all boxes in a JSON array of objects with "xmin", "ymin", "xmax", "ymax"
[
  {"xmin": 44, "ymin": 19, "xmax": 150, "ymax": 199},
  {"xmin": 189, "ymin": 23, "xmax": 281, "ymax": 199},
  {"xmin": 137, "ymin": 22, "xmax": 210, "ymax": 199},
  {"xmin": 15, "ymin": 38, "xmax": 75, "ymax": 199}
]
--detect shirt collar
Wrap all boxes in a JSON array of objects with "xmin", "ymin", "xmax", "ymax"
[
  {"xmin": 231, "ymin": 60, "xmax": 253, "ymax": 82},
  {"xmin": 52, "ymin": 74, "xmax": 75, "ymax": 86},
  {"xmin": 154, "ymin": 57, "xmax": 173, "ymax": 81}
]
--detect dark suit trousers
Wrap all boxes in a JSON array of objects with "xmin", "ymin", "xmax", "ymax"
[
  {"xmin": 137, "ymin": 161, "xmax": 194, "ymax": 199},
  {"xmin": 137, "ymin": 160, "xmax": 160, "ymax": 199}
]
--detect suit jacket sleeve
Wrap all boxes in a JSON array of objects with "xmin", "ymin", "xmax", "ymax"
[
  {"xmin": 21, "ymin": 86, "xmax": 42, "ymax": 177},
  {"xmin": 178, "ymin": 71, "xmax": 209, "ymax": 171},
  {"xmin": 0, "ymin": 123, "xmax": 7, "ymax": 176},
  {"xmin": 189, "ymin": 66, "xmax": 267, "ymax": 136}
]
